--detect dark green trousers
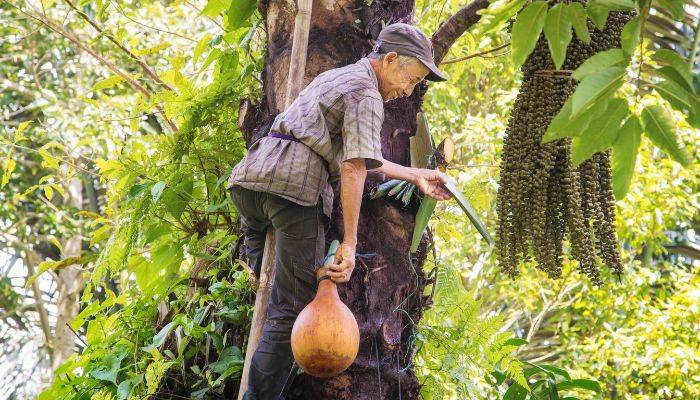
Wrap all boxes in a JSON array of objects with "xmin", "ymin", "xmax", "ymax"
[{"xmin": 229, "ymin": 185, "xmax": 327, "ymax": 400}]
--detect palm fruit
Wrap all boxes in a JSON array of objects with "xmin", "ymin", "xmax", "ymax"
[{"xmin": 495, "ymin": 2, "xmax": 630, "ymax": 284}]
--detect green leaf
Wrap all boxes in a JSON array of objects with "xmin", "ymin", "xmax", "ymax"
[
  {"xmin": 443, "ymin": 175, "xmax": 493, "ymax": 245},
  {"xmin": 504, "ymin": 337, "xmax": 529, "ymax": 347},
  {"xmin": 162, "ymin": 176, "xmax": 193, "ymax": 219},
  {"xmin": 548, "ymin": 379, "xmax": 560, "ymax": 400},
  {"xmin": 225, "ymin": 0, "xmax": 257, "ymax": 31},
  {"xmin": 142, "ymin": 320, "xmax": 178, "ymax": 352},
  {"xmin": 209, "ymin": 35, "xmax": 223, "ymax": 47},
  {"xmin": 620, "ymin": 16, "xmax": 642, "ymax": 55},
  {"xmin": 93, "ymin": 75, "xmax": 124, "ymax": 91},
  {"xmin": 199, "ymin": 48, "xmax": 222, "ymax": 74},
  {"xmin": 116, "ymin": 380, "xmax": 132, "ymax": 400},
  {"xmin": 490, "ymin": 370, "xmax": 508, "ymax": 385},
  {"xmin": 566, "ymin": 2, "xmax": 590, "ymax": 44},
  {"xmin": 641, "ymin": 105, "xmax": 692, "ymax": 166},
  {"xmin": 654, "ymin": 79, "xmax": 698, "ymax": 116},
  {"xmin": 14, "ymin": 120, "xmax": 31, "ymax": 141},
  {"xmin": 239, "ymin": 19, "xmax": 260, "ymax": 48},
  {"xmin": 511, "ymin": 1, "xmax": 549, "ymax": 68},
  {"xmin": 556, "ymin": 379, "xmax": 602, "ymax": 393},
  {"xmin": 524, "ymin": 362, "xmax": 557, "ymax": 380},
  {"xmin": 1, "ymin": 151, "xmax": 15, "ymax": 187},
  {"xmin": 209, "ymin": 346, "xmax": 244, "ymax": 374},
  {"xmin": 117, "ymin": 375, "xmax": 144, "ymax": 400},
  {"xmin": 656, "ymin": 66, "xmax": 695, "ymax": 94},
  {"xmin": 127, "ymin": 183, "xmax": 148, "ymax": 200},
  {"xmin": 411, "ymin": 196, "xmax": 437, "ymax": 253},
  {"xmin": 91, "ymin": 350, "xmax": 128, "ymax": 384},
  {"xmin": 653, "ymin": 49, "xmax": 695, "ymax": 94},
  {"xmin": 542, "ymin": 94, "xmax": 611, "ymax": 143},
  {"xmin": 151, "ymin": 181, "xmax": 166, "ymax": 203},
  {"xmin": 503, "ymin": 383, "xmax": 528, "ymax": 400},
  {"xmin": 133, "ymin": 42, "xmax": 171, "ymax": 57},
  {"xmin": 477, "ymin": 0, "xmax": 528, "ymax": 34},
  {"xmin": 571, "ymin": 49, "xmax": 626, "ymax": 81},
  {"xmin": 655, "ymin": 0, "xmax": 684, "ymax": 19},
  {"xmin": 594, "ymin": 0, "xmax": 636, "ymax": 9},
  {"xmin": 612, "ymin": 115, "xmax": 642, "ymax": 200},
  {"xmin": 533, "ymin": 364, "xmax": 572, "ymax": 381},
  {"xmin": 193, "ymin": 33, "xmax": 213, "ymax": 65},
  {"xmin": 586, "ymin": 0, "xmax": 610, "ymax": 29},
  {"xmin": 571, "ymin": 66, "xmax": 626, "ymax": 117},
  {"xmin": 571, "ymin": 98, "xmax": 629, "ymax": 166},
  {"xmin": 544, "ymin": 3, "xmax": 573, "ymax": 69},
  {"xmin": 200, "ymin": 0, "xmax": 232, "ymax": 17}
]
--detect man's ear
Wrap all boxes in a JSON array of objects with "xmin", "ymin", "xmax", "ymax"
[{"xmin": 382, "ymin": 51, "xmax": 399, "ymax": 67}]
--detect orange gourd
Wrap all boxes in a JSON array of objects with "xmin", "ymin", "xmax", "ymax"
[{"xmin": 291, "ymin": 240, "xmax": 360, "ymax": 378}]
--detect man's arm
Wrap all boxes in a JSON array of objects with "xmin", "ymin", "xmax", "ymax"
[
  {"xmin": 339, "ymin": 158, "xmax": 366, "ymax": 248},
  {"xmin": 326, "ymin": 158, "xmax": 366, "ymax": 283}
]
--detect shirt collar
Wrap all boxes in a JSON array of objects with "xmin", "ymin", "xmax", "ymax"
[{"xmin": 357, "ymin": 57, "xmax": 379, "ymax": 91}]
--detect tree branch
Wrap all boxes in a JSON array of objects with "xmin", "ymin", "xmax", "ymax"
[
  {"xmin": 1, "ymin": 78, "xmax": 38, "ymax": 100},
  {"xmin": 63, "ymin": 0, "xmax": 176, "ymax": 93},
  {"xmin": 14, "ymin": 3, "xmax": 179, "ymax": 134},
  {"xmin": 440, "ymin": 42, "xmax": 509, "ymax": 65},
  {"xmin": 431, "ymin": 0, "xmax": 490, "ymax": 66}
]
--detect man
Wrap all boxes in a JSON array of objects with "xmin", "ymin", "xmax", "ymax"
[{"xmin": 227, "ymin": 23, "xmax": 451, "ymax": 399}]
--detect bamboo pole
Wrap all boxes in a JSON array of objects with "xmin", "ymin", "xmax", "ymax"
[
  {"xmin": 237, "ymin": 1, "xmax": 313, "ymax": 398},
  {"xmin": 285, "ymin": 0, "xmax": 313, "ymax": 109}
]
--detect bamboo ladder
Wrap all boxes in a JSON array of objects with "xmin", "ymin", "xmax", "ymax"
[{"xmin": 236, "ymin": 0, "xmax": 313, "ymax": 398}]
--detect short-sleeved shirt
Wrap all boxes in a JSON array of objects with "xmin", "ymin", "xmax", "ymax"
[{"xmin": 227, "ymin": 57, "xmax": 385, "ymax": 218}]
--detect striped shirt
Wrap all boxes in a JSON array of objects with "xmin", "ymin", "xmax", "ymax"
[{"xmin": 227, "ymin": 57, "xmax": 385, "ymax": 218}]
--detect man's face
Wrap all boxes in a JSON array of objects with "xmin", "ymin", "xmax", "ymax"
[{"xmin": 377, "ymin": 52, "xmax": 430, "ymax": 102}]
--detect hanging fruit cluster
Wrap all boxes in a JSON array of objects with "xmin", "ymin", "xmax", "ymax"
[{"xmin": 496, "ymin": 5, "xmax": 630, "ymax": 285}]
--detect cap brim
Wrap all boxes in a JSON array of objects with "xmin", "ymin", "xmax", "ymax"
[{"xmin": 418, "ymin": 57, "xmax": 448, "ymax": 82}]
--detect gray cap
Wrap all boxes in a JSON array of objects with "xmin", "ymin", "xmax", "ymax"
[{"xmin": 373, "ymin": 23, "xmax": 448, "ymax": 82}]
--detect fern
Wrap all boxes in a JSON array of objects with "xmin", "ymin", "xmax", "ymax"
[{"xmin": 416, "ymin": 261, "xmax": 525, "ymax": 398}]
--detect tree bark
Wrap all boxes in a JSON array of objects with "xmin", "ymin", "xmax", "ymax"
[
  {"xmin": 51, "ymin": 175, "xmax": 84, "ymax": 372},
  {"xmin": 240, "ymin": 1, "xmax": 488, "ymax": 398}
]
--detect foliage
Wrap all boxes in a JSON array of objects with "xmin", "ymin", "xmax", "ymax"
[
  {"xmin": 478, "ymin": 0, "xmax": 698, "ymax": 199},
  {"xmin": 562, "ymin": 261, "xmax": 700, "ymax": 399},
  {"xmin": 417, "ymin": 0, "xmax": 697, "ymax": 397},
  {"xmin": 3, "ymin": 0, "xmax": 261, "ymax": 397},
  {"xmin": 39, "ymin": 267, "xmax": 254, "ymax": 400},
  {"xmin": 415, "ymin": 261, "xmax": 526, "ymax": 399},
  {"xmin": 491, "ymin": 360, "xmax": 602, "ymax": 400},
  {"xmin": 1, "ymin": 0, "xmax": 697, "ymax": 398}
]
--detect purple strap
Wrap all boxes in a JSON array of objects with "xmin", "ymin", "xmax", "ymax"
[{"xmin": 268, "ymin": 130, "xmax": 301, "ymax": 143}]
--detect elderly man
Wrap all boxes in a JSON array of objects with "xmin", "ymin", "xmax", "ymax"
[{"xmin": 227, "ymin": 23, "xmax": 451, "ymax": 399}]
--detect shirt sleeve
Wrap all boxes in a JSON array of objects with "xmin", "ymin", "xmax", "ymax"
[{"xmin": 341, "ymin": 93, "xmax": 384, "ymax": 170}]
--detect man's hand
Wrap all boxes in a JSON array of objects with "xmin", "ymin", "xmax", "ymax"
[
  {"xmin": 415, "ymin": 169, "xmax": 451, "ymax": 200},
  {"xmin": 327, "ymin": 242, "xmax": 356, "ymax": 283}
]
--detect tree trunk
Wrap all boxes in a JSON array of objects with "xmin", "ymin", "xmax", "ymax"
[
  {"xmin": 239, "ymin": 1, "xmax": 487, "ymax": 398},
  {"xmin": 51, "ymin": 175, "xmax": 84, "ymax": 372}
]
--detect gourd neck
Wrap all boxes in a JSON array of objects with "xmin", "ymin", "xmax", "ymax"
[
  {"xmin": 317, "ymin": 279, "xmax": 339, "ymax": 300},
  {"xmin": 316, "ymin": 271, "xmax": 340, "ymax": 300}
]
